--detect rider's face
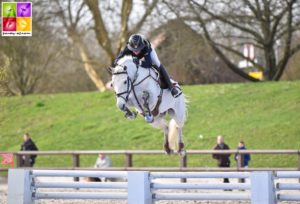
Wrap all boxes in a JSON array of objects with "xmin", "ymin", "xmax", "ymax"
[{"xmin": 133, "ymin": 50, "xmax": 140, "ymax": 55}]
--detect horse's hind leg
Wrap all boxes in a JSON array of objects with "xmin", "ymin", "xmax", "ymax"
[
  {"xmin": 164, "ymin": 135, "xmax": 172, "ymax": 155},
  {"xmin": 151, "ymin": 117, "xmax": 171, "ymax": 154},
  {"xmin": 177, "ymin": 127, "xmax": 185, "ymax": 155},
  {"xmin": 169, "ymin": 105, "xmax": 186, "ymax": 155}
]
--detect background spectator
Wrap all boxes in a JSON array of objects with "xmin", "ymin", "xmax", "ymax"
[
  {"xmin": 94, "ymin": 153, "xmax": 112, "ymax": 169},
  {"xmin": 20, "ymin": 133, "xmax": 38, "ymax": 167},
  {"xmin": 235, "ymin": 140, "xmax": 251, "ymax": 183},
  {"xmin": 212, "ymin": 135, "xmax": 231, "ymax": 184},
  {"xmin": 88, "ymin": 154, "xmax": 112, "ymax": 182}
]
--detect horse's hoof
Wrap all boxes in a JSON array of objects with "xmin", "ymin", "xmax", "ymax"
[
  {"xmin": 178, "ymin": 149, "xmax": 186, "ymax": 157},
  {"xmin": 164, "ymin": 149, "xmax": 171, "ymax": 155},
  {"xmin": 165, "ymin": 150, "xmax": 175, "ymax": 155},
  {"xmin": 164, "ymin": 144, "xmax": 171, "ymax": 155},
  {"xmin": 144, "ymin": 115, "xmax": 154, "ymax": 123}
]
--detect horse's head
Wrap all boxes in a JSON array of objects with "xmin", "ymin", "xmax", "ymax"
[
  {"xmin": 111, "ymin": 56, "xmax": 136, "ymax": 111},
  {"xmin": 111, "ymin": 64, "xmax": 130, "ymax": 111}
]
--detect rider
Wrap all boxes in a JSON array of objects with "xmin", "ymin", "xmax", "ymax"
[{"xmin": 113, "ymin": 34, "xmax": 179, "ymax": 97}]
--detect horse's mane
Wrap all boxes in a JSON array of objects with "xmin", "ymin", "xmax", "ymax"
[
  {"xmin": 115, "ymin": 55, "xmax": 138, "ymax": 77},
  {"xmin": 117, "ymin": 55, "xmax": 133, "ymax": 66}
]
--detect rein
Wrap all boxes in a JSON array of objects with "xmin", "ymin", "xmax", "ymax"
[{"xmin": 112, "ymin": 63, "xmax": 161, "ymax": 116}]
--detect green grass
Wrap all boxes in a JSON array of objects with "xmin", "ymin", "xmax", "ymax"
[{"xmin": 0, "ymin": 81, "xmax": 300, "ymax": 169}]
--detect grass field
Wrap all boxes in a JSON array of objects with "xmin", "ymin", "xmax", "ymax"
[{"xmin": 1, "ymin": 81, "xmax": 299, "ymax": 169}]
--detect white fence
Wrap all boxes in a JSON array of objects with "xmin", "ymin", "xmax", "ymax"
[
  {"xmin": 7, "ymin": 169, "xmax": 300, "ymax": 204},
  {"xmin": 276, "ymin": 171, "xmax": 300, "ymax": 201}
]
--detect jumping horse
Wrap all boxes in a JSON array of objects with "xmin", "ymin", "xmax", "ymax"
[{"xmin": 111, "ymin": 56, "xmax": 187, "ymax": 155}]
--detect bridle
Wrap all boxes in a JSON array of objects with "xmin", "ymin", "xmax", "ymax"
[
  {"xmin": 112, "ymin": 62, "xmax": 160, "ymax": 114},
  {"xmin": 112, "ymin": 66, "xmax": 132, "ymax": 103}
]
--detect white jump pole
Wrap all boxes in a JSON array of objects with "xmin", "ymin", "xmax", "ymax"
[
  {"xmin": 251, "ymin": 171, "xmax": 276, "ymax": 204},
  {"xmin": 128, "ymin": 171, "xmax": 152, "ymax": 204},
  {"xmin": 8, "ymin": 169, "xmax": 33, "ymax": 204}
]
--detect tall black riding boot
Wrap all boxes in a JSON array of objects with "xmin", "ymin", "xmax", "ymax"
[{"xmin": 159, "ymin": 64, "xmax": 178, "ymax": 97}]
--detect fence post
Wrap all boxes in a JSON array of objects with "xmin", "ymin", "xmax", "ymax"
[
  {"xmin": 251, "ymin": 171, "xmax": 276, "ymax": 204},
  {"xmin": 180, "ymin": 155, "xmax": 187, "ymax": 183},
  {"xmin": 24, "ymin": 155, "xmax": 31, "ymax": 166},
  {"xmin": 16, "ymin": 154, "xmax": 22, "ymax": 167},
  {"xmin": 128, "ymin": 171, "xmax": 151, "ymax": 204},
  {"xmin": 125, "ymin": 153, "xmax": 132, "ymax": 168},
  {"xmin": 237, "ymin": 153, "xmax": 242, "ymax": 170},
  {"xmin": 72, "ymin": 154, "xmax": 80, "ymax": 182},
  {"xmin": 237, "ymin": 151, "xmax": 244, "ymax": 182},
  {"xmin": 298, "ymin": 151, "xmax": 300, "ymax": 171},
  {"xmin": 8, "ymin": 169, "xmax": 33, "ymax": 204},
  {"xmin": 298, "ymin": 150, "xmax": 300, "ymax": 183}
]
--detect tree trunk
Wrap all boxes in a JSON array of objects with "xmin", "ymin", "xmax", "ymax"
[
  {"xmin": 84, "ymin": 0, "xmax": 115, "ymax": 63},
  {"xmin": 71, "ymin": 34, "xmax": 106, "ymax": 92},
  {"xmin": 116, "ymin": 0, "xmax": 133, "ymax": 54},
  {"xmin": 77, "ymin": 42, "xmax": 106, "ymax": 92},
  {"xmin": 264, "ymin": 45, "xmax": 277, "ymax": 80}
]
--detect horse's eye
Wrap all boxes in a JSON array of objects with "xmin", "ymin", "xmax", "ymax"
[{"xmin": 124, "ymin": 80, "xmax": 127, "ymax": 84}]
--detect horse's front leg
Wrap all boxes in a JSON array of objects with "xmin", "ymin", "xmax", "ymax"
[
  {"xmin": 142, "ymin": 91, "xmax": 153, "ymax": 123},
  {"xmin": 122, "ymin": 106, "xmax": 137, "ymax": 120}
]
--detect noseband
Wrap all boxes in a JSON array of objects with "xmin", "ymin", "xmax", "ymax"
[
  {"xmin": 112, "ymin": 62, "xmax": 161, "ymax": 115},
  {"xmin": 112, "ymin": 66, "xmax": 132, "ymax": 102}
]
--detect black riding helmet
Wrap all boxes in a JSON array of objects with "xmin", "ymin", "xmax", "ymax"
[{"xmin": 127, "ymin": 34, "xmax": 145, "ymax": 52}]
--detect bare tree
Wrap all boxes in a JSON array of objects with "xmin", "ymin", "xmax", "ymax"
[
  {"xmin": 0, "ymin": 34, "xmax": 60, "ymax": 95},
  {"xmin": 84, "ymin": 0, "xmax": 159, "ymax": 63},
  {"xmin": 0, "ymin": 55, "xmax": 13, "ymax": 96},
  {"xmin": 150, "ymin": 19, "xmax": 245, "ymax": 84},
  {"xmin": 166, "ymin": 0, "xmax": 300, "ymax": 81},
  {"xmin": 51, "ymin": 0, "xmax": 106, "ymax": 91}
]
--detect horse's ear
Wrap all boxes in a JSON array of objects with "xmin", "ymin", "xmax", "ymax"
[
  {"xmin": 107, "ymin": 67, "xmax": 114, "ymax": 75},
  {"xmin": 124, "ymin": 66, "xmax": 127, "ymax": 71}
]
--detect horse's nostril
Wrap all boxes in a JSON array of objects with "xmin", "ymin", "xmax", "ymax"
[{"xmin": 118, "ymin": 103, "xmax": 125, "ymax": 111}]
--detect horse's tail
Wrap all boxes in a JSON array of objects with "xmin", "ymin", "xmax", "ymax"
[
  {"xmin": 182, "ymin": 93, "xmax": 189, "ymax": 123},
  {"xmin": 168, "ymin": 118, "xmax": 179, "ymax": 151}
]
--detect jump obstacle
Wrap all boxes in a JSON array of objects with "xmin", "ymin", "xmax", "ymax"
[{"xmin": 7, "ymin": 169, "xmax": 300, "ymax": 204}]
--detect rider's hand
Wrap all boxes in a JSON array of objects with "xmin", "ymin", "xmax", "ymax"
[{"xmin": 133, "ymin": 57, "xmax": 139, "ymax": 65}]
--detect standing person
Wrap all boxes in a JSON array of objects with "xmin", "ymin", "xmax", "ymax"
[
  {"xmin": 212, "ymin": 135, "xmax": 231, "ymax": 183},
  {"xmin": 235, "ymin": 141, "xmax": 251, "ymax": 183},
  {"xmin": 20, "ymin": 133, "xmax": 38, "ymax": 167}
]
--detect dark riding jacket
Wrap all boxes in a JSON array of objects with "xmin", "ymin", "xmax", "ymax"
[{"xmin": 114, "ymin": 40, "xmax": 153, "ymax": 68}]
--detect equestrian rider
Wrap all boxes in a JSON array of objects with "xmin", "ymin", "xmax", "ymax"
[{"xmin": 113, "ymin": 34, "xmax": 179, "ymax": 97}]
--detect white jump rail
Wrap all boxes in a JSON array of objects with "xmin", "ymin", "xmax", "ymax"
[
  {"xmin": 276, "ymin": 171, "xmax": 300, "ymax": 202},
  {"xmin": 8, "ymin": 169, "xmax": 129, "ymax": 204},
  {"xmin": 151, "ymin": 171, "xmax": 265, "ymax": 202},
  {"xmin": 7, "ymin": 169, "xmax": 300, "ymax": 204}
]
